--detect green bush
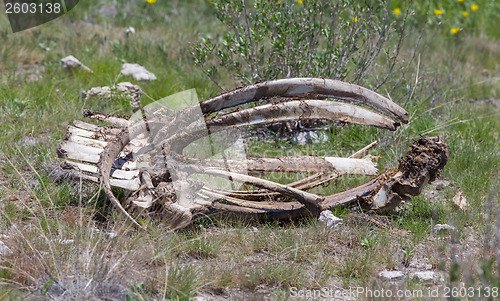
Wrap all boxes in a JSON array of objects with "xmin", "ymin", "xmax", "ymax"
[{"xmin": 193, "ymin": 0, "xmax": 416, "ymax": 89}]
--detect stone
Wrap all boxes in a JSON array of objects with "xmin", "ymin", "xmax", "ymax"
[
  {"xmin": 121, "ymin": 63, "xmax": 157, "ymax": 81},
  {"xmin": 434, "ymin": 224, "xmax": 457, "ymax": 234},
  {"xmin": 46, "ymin": 279, "xmax": 66, "ymax": 297},
  {"xmin": 292, "ymin": 131, "xmax": 329, "ymax": 145},
  {"xmin": 125, "ymin": 26, "xmax": 135, "ymax": 36},
  {"xmin": 433, "ymin": 178, "xmax": 450, "ymax": 190},
  {"xmin": 116, "ymin": 82, "xmax": 142, "ymax": 95},
  {"xmin": 83, "ymin": 82, "xmax": 142, "ymax": 108},
  {"xmin": 18, "ymin": 135, "xmax": 39, "ymax": 147},
  {"xmin": 412, "ymin": 271, "xmax": 434, "ymax": 282},
  {"xmin": 378, "ymin": 270, "xmax": 404, "ymax": 280},
  {"xmin": 409, "ymin": 261, "xmax": 433, "ymax": 270},
  {"xmin": 61, "ymin": 55, "xmax": 92, "ymax": 72},
  {"xmin": 318, "ymin": 210, "xmax": 343, "ymax": 229}
]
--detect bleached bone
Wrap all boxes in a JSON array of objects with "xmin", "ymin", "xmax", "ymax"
[
  {"xmin": 199, "ymin": 78, "xmax": 409, "ymax": 123},
  {"xmin": 208, "ymin": 100, "xmax": 399, "ymax": 130},
  {"xmin": 73, "ymin": 120, "xmax": 122, "ymax": 134},
  {"xmin": 66, "ymin": 126, "xmax": 115, "ymax": 141},
  {"xmin": 55, "ymin": 78, "xmax": 444, "ymax": 230},
  {"xmin": 61, "ymin": 160, "xmax": 139, "ymax": 180},
  {"xmin": 60, "ymin": 170, "xmax": 140, "ymax": 191},
  {"xmin": 199, "ymin": 136, "xmax": 449, "ymax": 220},
  {"xmin": 83, "ymin": 110, "xmax": 130, "ymax": 128},
  {"xmin": 216, "ymin": 141, "xmax": 379, "ymax": 200},
  {"xmin": 57, "ymin": 141, "xmax": 103, "ymax": 163},
  {"xmin": 171, "ymin": 155, "xmax": 377, "ymax": 175},
  {"xmin": 188, "ymin": 166, "xmax": 323, "ymax": 212}
]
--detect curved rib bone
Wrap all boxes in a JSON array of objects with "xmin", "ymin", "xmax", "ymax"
[
  {"xmin": 200, "ymin": 78, "xmax": 408, "ymax": 123},
  {"xmin": 208, "ymin": 100, "xmax": 399, "ymax": 130}
]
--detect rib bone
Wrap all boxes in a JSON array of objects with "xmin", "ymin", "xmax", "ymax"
[{"xmin": 200, "ymin": 78, "xmax": 409, "ymax": 123}]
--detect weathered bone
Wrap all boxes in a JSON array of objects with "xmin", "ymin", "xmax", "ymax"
[
  {"xmin": 207, "ymin": 100, "xmax": 399, "ymax": 130},
  {"xmin": 200, "ymin": 78, "xmax": 409, "ymax": 123},
  {"xmin": 188, "ymin": 166, "xmax": 323, "ymax": 212},
  {"xmin": 202, "ymin": 136, "xmax": 449, "ymax": 220},
  {"xmin": 53, "ymin": 78, "xmax": 450, "ymax": 230},
  {"xmin": 82, "ymin": 110, "xmax": 130, "ymax": 128},
  {"xmin": 170, "ymin": 156, "xmax": 377, "ymax": 174},
  {"xmin": 215, "ymin": 141, "xmax": 378, "ymax": 200}
]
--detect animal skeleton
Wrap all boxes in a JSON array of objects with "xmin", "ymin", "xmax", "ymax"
[{"xmin": 57, "ymin": 78, "xmax": 448, "ymax": 229}]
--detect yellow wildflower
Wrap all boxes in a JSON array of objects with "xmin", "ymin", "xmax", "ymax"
[
  {"xmin": 457, "ymin": 0, "xmax": 464, "ymax": 2},
  {"xmin": 393, "ymin": 8, "xmax": 401, "ymax": 15},
  {"xmin": 278, "ymin": 0, "xmax": 281, "ymax": 3},
  {"xmin": 434, "ymin": 9, "xmax": 443, "ymax": 16},
  {"xmin": 462, "ymin": 11, "xmax": 468, "ymax": 17},
  {"xmin": 298, "ymin": 0, "xmax": 303, "ymax": 4},
  {"xmin": 451, "ymin": 28, "xmax": 460, "ymax": 34},
  {"xmin": 147, "ymin": 0, "xmax": 156, "ymax": 4},
  {"xmin": 470, "ymin": 4, "xmax": 479, "ymax": 11},
  {"xmin": 353, "ymin": 16, "xmax": 358, "ymax": 23}
]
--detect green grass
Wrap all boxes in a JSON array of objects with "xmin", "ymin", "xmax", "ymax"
[
  {"xmin": 0, "ymin": 0, "xmax": 499, "ymax": 299},
  {"xmin": 392, "ymin": 0, "xmax": 500, "ymax": 37}
]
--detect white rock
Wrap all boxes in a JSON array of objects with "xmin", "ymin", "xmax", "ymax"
[
  {"xmin": 434, "ymin": 224, "xmax": 456, "ymax": 234},
  {"xmin": 0, "ymin": 241, "xmax": 13, "ymax": 256},
  {"xmin": 18, "ymin": 135, "xmax": 39, "ymax": 147},
  {"xmin": 83, "ymin": 82, "xmax": 142, "ymax": 106},
  {"xmin": 412, "ymin": 271, "xmax": 434, "ymax": 282},
  {"xmin": 409, "ymin": 261, "xmax": 433, "ymax": 270},
  {"xmin": 121, "ymin": 63, "xmax": 157, "ymax": 81},
  {"xmin": 84, "ymin": 86, "xmax": 112, "ymax": 98},
  {"xmin": 378, "ymin": 270, "xmax": 404, "ymax": 280},
  {"xmin": 293, "ymin": 131, "xmax": 329, "ymax": 145},
  {"xmin": 318, "ymin": 210, "xmax": 343, "ymax": 229},
  {"xmin": 61, "ymin": 55, "xmax": 92, "ymax": 72},
  {"xmin": 116, "ymin": 82, "xmax": 142, "ymax": 94},
  {"xmin": 193, "ymin": 297, "xmax": 207, "ymax": 301},
  {"xmin": 125, "ymin": 26, "xmax": 135, "ymax": 35},
  {"xmin": 433, "ymin": 178, "xmax": 450, "ymax": 190}
]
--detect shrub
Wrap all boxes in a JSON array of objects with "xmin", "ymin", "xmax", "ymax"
[{"xmin": 193, "ymin": 0, "xmax": 419, "ymax": 91}]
